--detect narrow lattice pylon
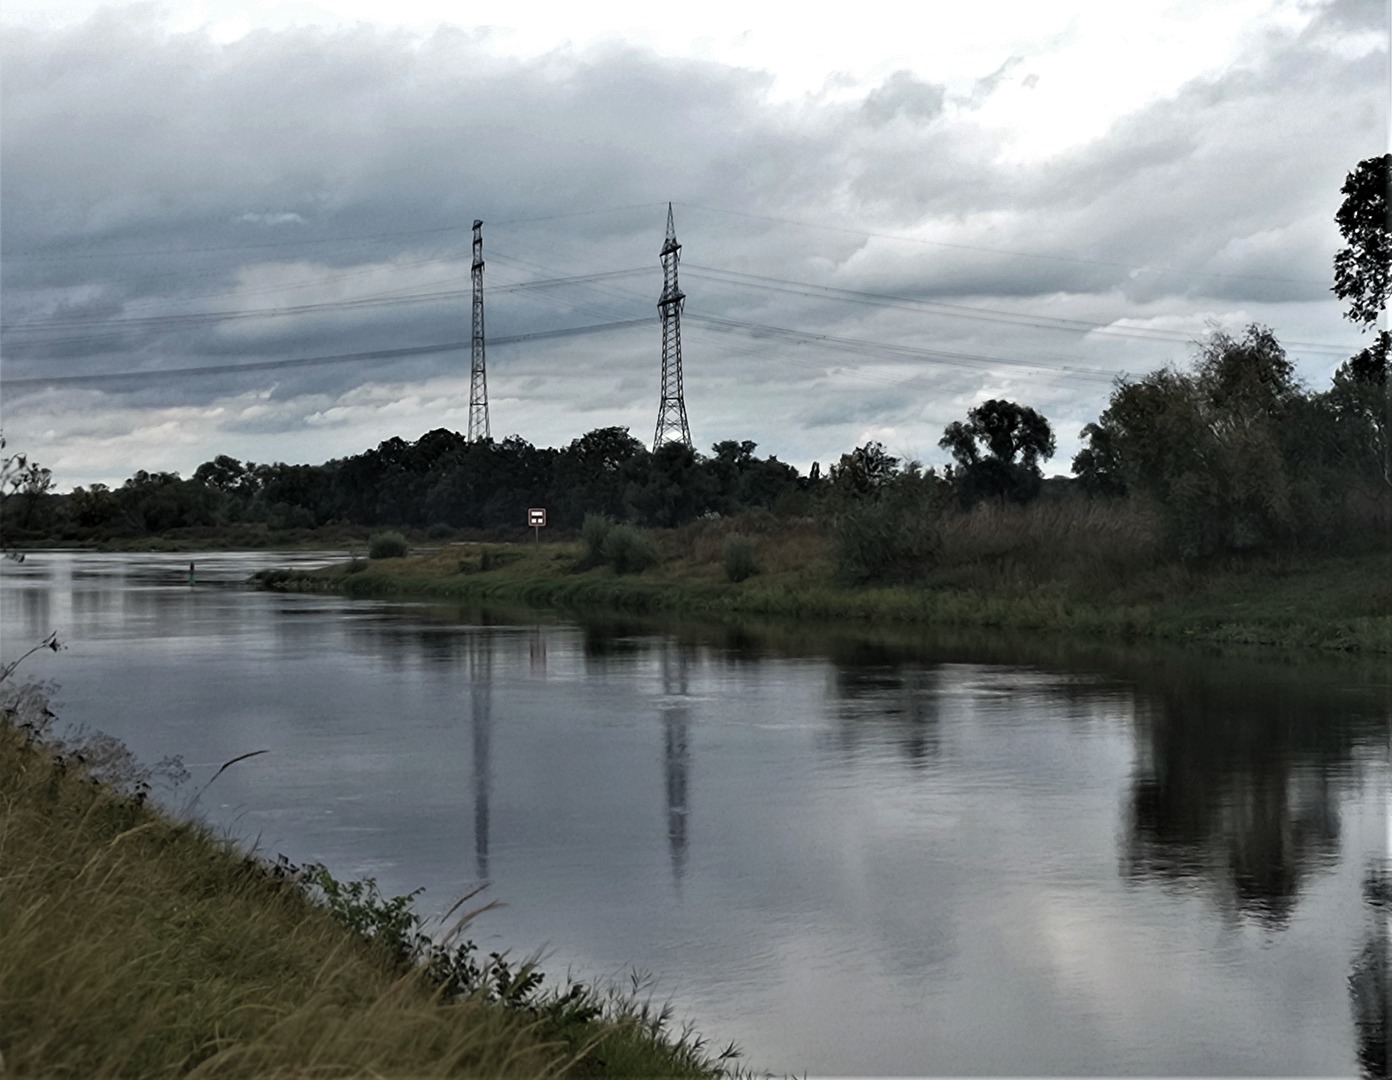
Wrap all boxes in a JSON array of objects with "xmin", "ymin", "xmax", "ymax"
[
  {"xmin": 468, "ymin": 219, "xmax": 490, "ymax": 442},
  {"xmin": 653, "ymin": 204, "xmax": 691, "ymax": 449}
]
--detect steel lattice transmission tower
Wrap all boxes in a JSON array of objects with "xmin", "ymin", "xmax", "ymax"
[
  {"xmin": 653, "ymin": 204, "xmax": 692, "ymax": 449},
  {"xmin": 468, "ymin": 219, "xmax": 490, "ymax": 443}
]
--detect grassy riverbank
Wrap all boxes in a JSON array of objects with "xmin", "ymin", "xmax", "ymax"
[
  {"xmin": 256, "ymin": 513, "xmax": 1392, "ymax": 654},
  {"xmin": 0, "ymin": 710, "xmax": 737, "ymax": 1078}
]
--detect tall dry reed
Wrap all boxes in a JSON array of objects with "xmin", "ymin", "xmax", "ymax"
[{"xmin": 936, "ymin": 497, "xmax": 1164, "ymax": 595}]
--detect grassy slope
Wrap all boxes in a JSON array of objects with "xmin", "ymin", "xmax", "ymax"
[
  {"xmin": 258, "ymin": 531, "xmax": 1392, "ymax": 655},
  {"xmin": 0, "ymin": 717, "xmax": 729, "ymax": 1079}
]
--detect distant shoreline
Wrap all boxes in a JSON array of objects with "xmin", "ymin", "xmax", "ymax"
[{"xmin": 252, "ymin": 539, "xmax": 1392, "ymax": 656}]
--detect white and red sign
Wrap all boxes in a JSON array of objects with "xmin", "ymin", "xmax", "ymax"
[{"xmin": 527, "ymin": 508, "xmax": 547, "ymax": 528}]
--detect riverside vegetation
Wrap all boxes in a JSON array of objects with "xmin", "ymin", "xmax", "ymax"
[
  {"xmin": 0, "ymin": 681, "xmax": 743, "ymax": 1078},
  {"xmin": 256, "ymin": 499, "xmax": 1392, "ymax": 655}
]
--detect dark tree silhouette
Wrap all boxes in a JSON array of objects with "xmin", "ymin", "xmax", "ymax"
[
  {"xmin": 1334, "ymin": 154, "xmax": 1390, "ymax": 391},
  {"xmin": 829, "ymin": 442, "xmax": 900, "ymax": 499},
  {"xmin": 939, "ymin": 399, "xmax": 1055, "ymax": 505},
  {"xmin": 1072, "ymin": 421, "xmax": 1127, "ymax": 497},
  {"xmin": 1334, "ymin": 154, "xmax": 1391, "ymax": 331}
]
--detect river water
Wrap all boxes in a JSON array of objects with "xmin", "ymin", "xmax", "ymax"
[{"xmin": 1, "ymin": 550, "xmax": 1388, "ymax": 1076}]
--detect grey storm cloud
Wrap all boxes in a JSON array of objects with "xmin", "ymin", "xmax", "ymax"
[{"xmin": 0, "ymin": 0, "xmax": 1385, "ymax": 487}]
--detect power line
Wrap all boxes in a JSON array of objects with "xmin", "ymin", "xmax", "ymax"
[
  {"xmin": 682, "ymin": 264, "xmax": 1358, "ymax": 355},
  {"xmin": 0, "ymin": 267, "xmax": 649, "ymax": 337},
  {"xmin": 3, "ymin": 234, "xmax": 1351, "ymax": 402},
  {"xmin": 684, "ymin": 311, "xmax": 1120, "ymax": 385},
  {"xmin": 2, "ymin": 202, "xmax": 668, "ymax": 263},
  {"xmin": 675, "ymin": 202, "xmax": 1331, "ymax": 287},
  {"xmin": 488, "ymin": 249, "xmax": 650, "ymax": 325},
  {"xmin": 3, "ymin": 318, "xmax": 650, "ymax": 389},
  {"xmin": 10, "ymin": 199, "xmax": 1330, "ymax": 288}
]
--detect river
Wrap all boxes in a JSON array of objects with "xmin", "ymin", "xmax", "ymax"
[{"xmin": 1, "ymin": 550, "xmax": 1387, "ymax": 1076}]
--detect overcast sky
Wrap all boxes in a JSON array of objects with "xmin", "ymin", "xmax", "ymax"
[{"xmin": 1, "ymin": 0, "xmax": 1387, "ymax": 489}]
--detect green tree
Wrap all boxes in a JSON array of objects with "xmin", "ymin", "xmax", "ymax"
[
  {"xmin": 553, "ymin": 427, "xmax": 648, "ymax": 525},
  {"xmin": 1333, "ymin": 154, "xmax": 1390, "ymax": 332},
  {"xmin": 1, "ymin": 438, "xmax": 54, "ymax": 531},
  {"xmin": 117, "ymin": 470, "xmax": 223, "ymax": 533},
  {"xmin": 193, "ymin": 454, "xmax": 252, "ymax": 495},
  {"xmin": 829, "ymin": 442, "xmax": 899, "ymax": 499},
  {"xmin": 1320, "ymin": 353, "xmax": 1392, "ymax": 495},
  {"xmin": 1091, "ymin": 325, "xmax": 1310, "ymax": 556},
  {"xmin": 939, "ymin": 399, "xmax": 1055, "ymax": 505},
  {"xmin": 710, "ymin": 440, "xmax": 799, "ymax": 512},
  {"xmin": 1071, "ymin": 422, "xmax": 1127, "ymax": 497},
  {"xmin": 1328, "ymin": 154, "xmax": 1391, "ymax": 494},
  {"xmin": 627, "ymin": 442, "xmax": 717, "ymax": 527},
  {"xmin": 68, "ymin": 484, "xmax": 119, "ymax": 529}
]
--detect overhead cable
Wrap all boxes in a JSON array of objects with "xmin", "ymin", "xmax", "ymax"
[
  {"xmin": 675, "ymin": 202, "xmax": 1330, "ymax": 287},
  {"xmin": 4, "ymin": 318, "xmax": 650, "ymax": 389},
  {"xmin": 682, "ymin": 264, "xmax": 1357, "ymax": 355}
]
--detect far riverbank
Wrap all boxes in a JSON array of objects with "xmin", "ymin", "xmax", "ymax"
[{"xmin": 254, "ymin": 536, "xmax": 1392, "ymax": 656}]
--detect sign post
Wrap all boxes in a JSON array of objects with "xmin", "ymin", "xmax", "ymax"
[{"xmin": 527, "ymin": 507, "xmax": 546, "ymax": 544}]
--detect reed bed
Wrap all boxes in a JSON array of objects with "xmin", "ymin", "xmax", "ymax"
[{"xmin": 932, "ymin": 497, "xmax": 1165, "ymax": 596}]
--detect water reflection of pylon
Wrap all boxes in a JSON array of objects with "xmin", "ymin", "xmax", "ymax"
[
  {"xmin": 661, "ymin": 644, "xmax": 691, "ymax": 886},
  {"xmin": 529, "ymin": 626, "xmax": 548, "ymax": 676},
  {"xmin": 469, "ymin": 633, "xmax": 492, "ymax": 883}
]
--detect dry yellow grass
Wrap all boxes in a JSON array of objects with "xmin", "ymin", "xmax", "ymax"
[
  {"xmin": 0, "ymin": 711, "xmax": 731, "ymax": 1079},
  {"xmin": 934, "ymin": 497, "xmax": 1164, "ymax": 593}
]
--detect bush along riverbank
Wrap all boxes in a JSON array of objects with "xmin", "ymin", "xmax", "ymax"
[
  {"xmin": 0, "ymin": 695, "xmax": 742, "ymax": 1079},
  {"xmin": 254, "ymin": 507, "xmax": 1392, "ymax": 656}
]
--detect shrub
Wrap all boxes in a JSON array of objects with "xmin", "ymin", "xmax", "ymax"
[
  {"xmin": 600, "ymin": 524, "xmax": 658, "ymax": 575},
  {"xmin": 251, "ymin": 567, "xmax": 295, "ymax": 589},
  {"xmin": 580, "ymin": 513, "xmax": 614, "ymax": 564},
  {"xmin": 832, "ymin": 490, "xmax": 942, "ymax": 584},
  {"xmin": 367, "ymin": 531, "xmax": 409, "ymax": 559},
  {"xmin": 722, "ymin": 534, "xmax": 760, "ymax": 582},
  {"xmin": 426, "ymin": 522, "xmax": 453, "ymax": 540},
  {"xmin": 479, "ymin": 548, "xmax": 521, "ymax": 572}
]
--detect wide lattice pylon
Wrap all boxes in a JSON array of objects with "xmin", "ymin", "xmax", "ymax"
[
  {"xmin": 653, "ymin": 204, "xmax": 691, "ymax": 450},
  {"xmin": 468, "ymin": 219, "xmax": 490, "ymax": 443}
]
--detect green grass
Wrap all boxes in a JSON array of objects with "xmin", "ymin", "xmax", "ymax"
[
  {"xmin": 254, "ymin": 515, "xmax": 1392, "ymax": 655},
  {"xmin": 0, "ymin": 708, "xmax": 740, "ymax": 1078}
]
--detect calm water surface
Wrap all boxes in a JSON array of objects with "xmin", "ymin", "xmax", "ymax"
[{"xmin": 2, "ymin": 551, "xmax": 1388, "ymax": 1076}]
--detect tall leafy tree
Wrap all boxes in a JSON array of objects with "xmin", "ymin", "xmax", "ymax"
[
  {"xmin": 1071, "ymin": 421, "xmax": 1127, "ymax": 497},
  {"xmin": 1329, "ymin": 155, "xmax": 1391, "ymax": 495},
  {"xmin": 1086, "ymin": 326, "xmax": 1322, "ymax": 556},
  {"xmin": 829, "ymin": 442, "xmax": 900, "ymax": 499},
  {"xmin": 1333, "ymin": 154, "xmax": 1390, "ymax": 332},
  {"xmin": 939, "ymin": 399, "xmax": 1055, "ymax": 505},
  {"xmin": 0, "ymin": 436, "xmax": 54, "ymax": 532},
  {"xmin": 1333, "ymin": 154, "xmax": 1390, "ymax": 388}
]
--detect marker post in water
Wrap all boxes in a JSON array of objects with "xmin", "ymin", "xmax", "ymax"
[{"xmin": 528, "ymin": 507, "xmax": 546, "ymax": 544}]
